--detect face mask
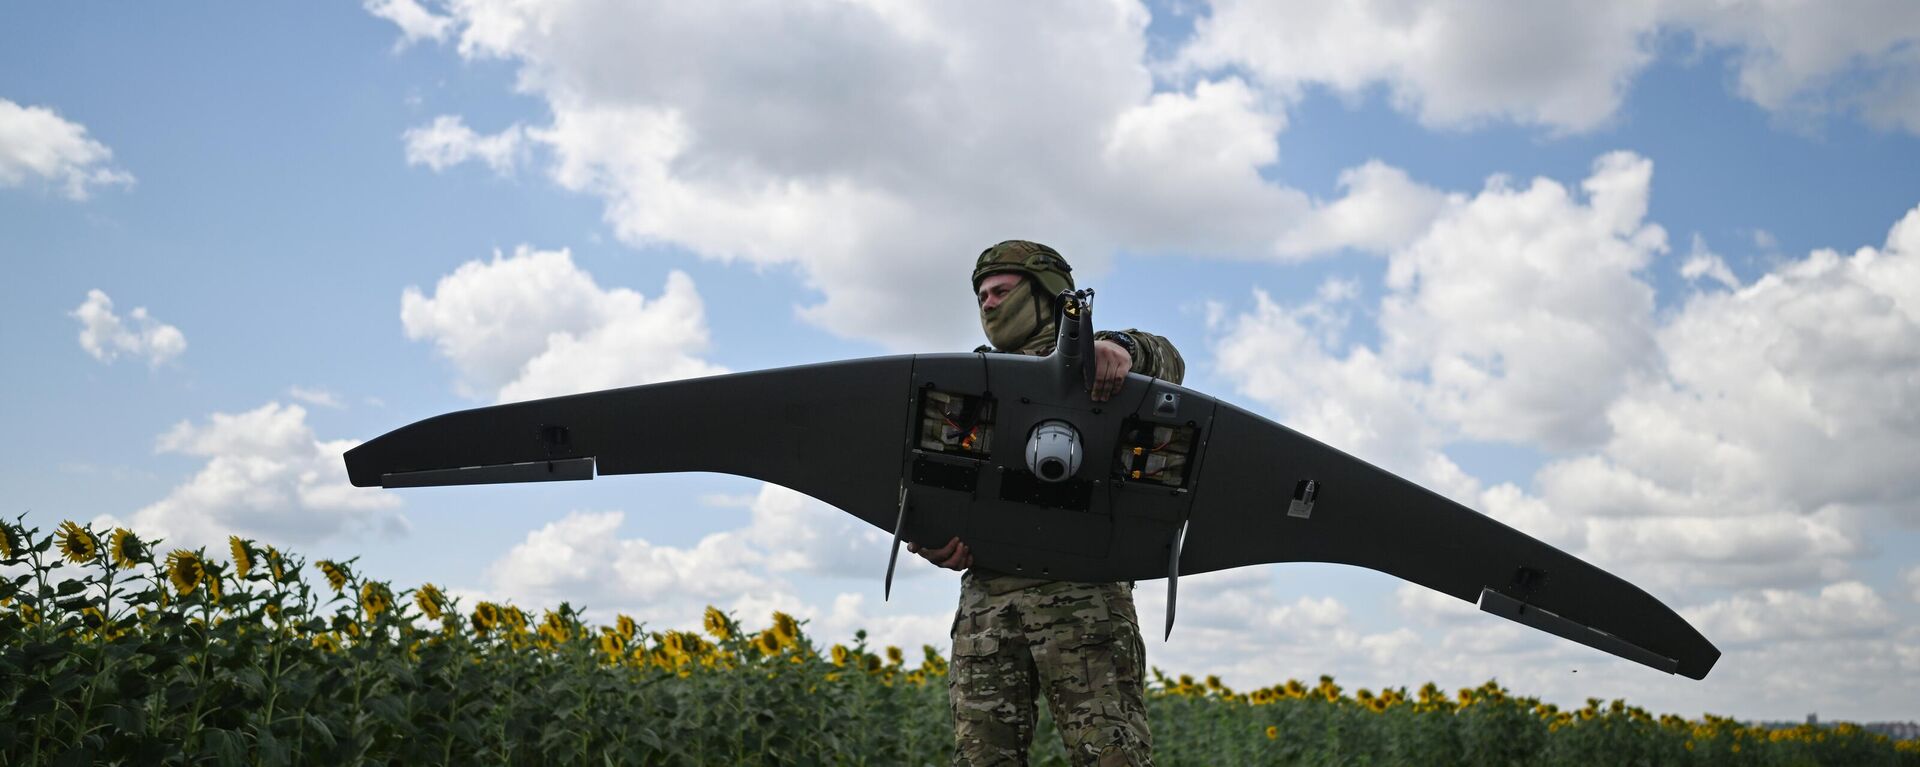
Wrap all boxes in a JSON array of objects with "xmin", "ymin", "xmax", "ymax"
[{"xmin": 980, "ymin": 278, "xmax": 1052, "ymax": 352}]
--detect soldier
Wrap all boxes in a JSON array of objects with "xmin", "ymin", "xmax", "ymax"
[{"xmin": 911, "ymin": 240, "xmax": 1184, "ymax": 766}]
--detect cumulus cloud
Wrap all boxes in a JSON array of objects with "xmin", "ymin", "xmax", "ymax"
[
  {"xmin": 1382, "ymin": 151, "xmax": 1665, "ymax": 450},
  {"xmin": 1215, "ymin": 153, "xmax": 1666, "ymax": 500},
  {"xmin": 287, "ymin": 386, "xmax": 346, "ymax": 409},
  {"xmin": 370, "ymin": 2, "xmax": 1455, "ymax": 350},
  {"xmin": 70, "ymin": 289, "xmax": 187, "ymax": 366},
  {"xmin": 1278, "ymin": 161, "xmax": 1453, "ymax": 257},
  {"xmin": 403, "ymin": 115, "xmax": 524, "ymax": 174},
  {"xmin": 475, "ymin": 496, "xmax": 953, "ymax": 656},
  {"xmin": 486, "ymin": 485, "xmax": 912, "ymax": 612},
  {"xmin": 1176, "ymin": 0, "xmax": 1920, "ymax": 134},
  {"xmin": 1549, "ymin": 204, "xmax": 1920, "ymax": 588},
  {"xmin": 117, "ymin": 402, "xmax": 403, "ymax": 549},
  {"xmin": 742, "ymin": 485, "xmax": 892, "ymax": 579},
  {"xmin": 0, "ymin": 98, "xmax": 134, "ymax": 199},
  {"xmin": 1177, "ymin": 0, "xmax": 1664, "ymax": 132},
  {"xmin": 1210, "ymin": 161, "xmax": 1920, "ymax": 596},
  {"xmin": 1685, "ymin": 581, "xmax": 1895, "ymax": 645},
  {"xmin": 364, "ymin": 0, "xmax": 452, "ymax": 48},
  {"xmin": 399, "ymin": 246, "xmax": 726, "ymax": 402},
  {"xmin": 1680, "ymin": 233, "xmax": 1741, "ymax": 290},
  {"xmin": 486, "ymin": 510, "xmax": 772, "ymax": 608}
]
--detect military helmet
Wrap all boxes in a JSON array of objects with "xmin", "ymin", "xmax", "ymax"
[{"xmin": 971, "ymin": 240, "xmax": 1074, "ymax": 299}]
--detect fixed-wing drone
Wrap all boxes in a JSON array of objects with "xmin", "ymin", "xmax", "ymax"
[{"xmin": 345, "ymin": 289, "xmax": 1718, "ymax": 680}]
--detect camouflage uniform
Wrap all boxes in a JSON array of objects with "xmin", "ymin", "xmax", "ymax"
[{"xmin": 951, "ymin": 241, "xmax": 1185, "ymax": 767}]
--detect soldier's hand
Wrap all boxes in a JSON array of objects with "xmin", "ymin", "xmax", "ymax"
[
  {"xmin": 907, "ymin": 536, "xmax": 973, "ymax": 571},
  {"xmin": 1092, "ymin": 339, "xmax": 1132, "ymax": 401}
]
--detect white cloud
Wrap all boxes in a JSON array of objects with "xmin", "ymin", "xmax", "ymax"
[
  {"xmin": 1210, "ymin": 163, "xmax": 1920, "ymax": 596},
  {"xmin": 287, "ymin": 386, "xmax": 345, "ymax": 409},
  {"xmin": 1674, "ymin": 0, "xmax": 1920, "ymax": 132},
  {"xmin": 1278, "ymin": 161, "xmax": 1453, "ymax": 257},
  {"xmin": 117, "ymin": 402, "xmax": 404, "ymax": 549},
  {"xmin": 485, "ymin": 484, "xmax": 913, "ymax": 612},
  {"xmin": 399, "ymin": 246, "xmax": 726, "ymax": 402},
  {"xmin": 1177, "ymin": 1, "xmax": 1920, "ymax": 135},
  {"xmin": 1214, "ymin": 153, "xmax": 1667, "ymax": 497},
  {"xmin": 1906, "ymin": 566, "xmax": 1920, "ymax": 603},
  {"xmin": 403, "ymin": 115, "xmax": 523, "ymax": 174},
  {"xmin": 370, "ymin": 2, "xmax": 1448, "ymax": 350},
  {"xmin": 70, "ymin": 289, "xmax": 187, "ymax": 366},
  {"xmin": 1685, "ymin": 581, "xmax": 1894, "ymax": 645},
  {"xmin": 475, "ymin": 500, "xmax": 955, "ymax": 657},
  {"xmin": 1383, "ymin": 151, "xmax": 1666, "ymax": 450},
  {"xmin": 742, "ymin": 484, "xmax": 892, "ymax": 580},
  {"xmin": 1177, "ymin": 0, "xmax": 1663, "ymax": 132},
  {"xmin": 0, "ymin": 98, "xmax": 134, "ymax": 199},
  {"xmin": 364, "ymin": 0, "xmax": 452, "ymax": 48},
  {"xmin": 1680, "ymin": 233, "xmax": 1741, "ymax": 290},
  {"xmin": 1550, "ymin": 204, "xmax": 1920, "ymax": 588},
  {"xmin": 486, "ymin": 510, "xmax": 772, "ymax": 608}
]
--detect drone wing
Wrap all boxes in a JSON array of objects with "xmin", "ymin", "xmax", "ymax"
[
  {"xmin": 343, "ymin": 357, "xmax": 915, "ymax": 532},
  {"xmin": 344, "ymin": 345, "xmax": 1719, "ymax": 680},
  {"xmin": 1175, "ymin": 400, "xmax": 1720, "ymax": 680}
]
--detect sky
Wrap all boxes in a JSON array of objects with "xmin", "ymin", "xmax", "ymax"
[{"xmin": 3, "ymin": 0, "xmax": 1918, "ymax": 723}]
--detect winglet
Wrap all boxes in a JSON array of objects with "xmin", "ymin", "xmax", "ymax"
[
  {"xmin": 380, "ymin": 457, "xmax": 594, "ymax": 488},
  {"xmin": 885, "ymin": 484, "xmax": 909, "ymax": 601},
  {"xmin": 1164, "ymin": 519, "xmax": 1187, "ymax": 640},
  {"xmin": 1478, "ymin": 588, "xmax": 1683, "ymax": 676}
]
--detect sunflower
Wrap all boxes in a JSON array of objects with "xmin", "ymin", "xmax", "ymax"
[
  {"xmin": 166, "ymin": 549, "xmax": 205, "ymax": 595},
  {"xmin": 204, "ymin": 569, "xmax": 224, "ymax": 602},
  {"xmin": 19, "ymin": 603, "xmax": 40, "ymax": 624},
  {"xmin": 104, "ymin": 528, "xmax": 144, "ymax": 569},
  {"xmin": 1266, "ymin": 725, "xmax": 1279, "ymax": 741},
  {"xmin": 538, "ymin": 610, "xmax": 569, "ymax": 644},
  {"xmin": 831, "ymin": 644, "xmax": 850, "ymax": 667},
  {"xmin": 0, "ymin": 523, "xmax": 18, "ymax": 560},
  {"xmin": 472, "ymin": 602, "xmax": 500, "ymax": 636},
  {"xmin": 414, "ymin": 583, "xmax": 445, "ymax": 620},
  {"xmin": 597, "ymin": 630, "xmax": 623, "ymax": 659},
  {"xmin": 228, "ymin": 536, "xmax": 253, "ymax": 578},
  {"xmin": 265, "ymin": 546, "xmax": 287, "ymax": 582},
  {"xmin": 312, "ymin": 633, "xmax": 340, "ymax": 653},
  {"xmin": 771, "ymin": 611, "xmax": 800, "ymax": 645},
  {"xmin": 754, "ymin": 630, "xmax": 782, "ymax": 657},
  {"xmin": 885, "ymin": 645, "xmax": 903, "ymax": 667},
  {"xmin": 702, "ymin": 605, "xmax": 732, "ymax": 640},
  {"xmin": 316, "ymin": 560, "xmax": 348, "ymax": 592},
  {"xmin": 360, "ymin": 582, "xmax": 392, "ymax": 621},
  {"xmin": 56, "ymin": 521, "xmax": 99, "ymax": 564},
  {"xmin": 615, "ymin": 614, "xmax": 637, "ymax": 642}
]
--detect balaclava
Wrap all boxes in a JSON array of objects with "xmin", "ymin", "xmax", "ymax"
[{"xmin": 972, "ymin": 240, "xmax": 1074, "ymax": 355}]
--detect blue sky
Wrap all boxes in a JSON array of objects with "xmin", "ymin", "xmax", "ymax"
[{"xmin": 5, "ymin": 1, "xmax": 1919, "ymax": 722}]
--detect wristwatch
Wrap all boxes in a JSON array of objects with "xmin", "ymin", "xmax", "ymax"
[{"xmin": 1105, "ymin": 331, "xmax": 1138, "ymax": 362}]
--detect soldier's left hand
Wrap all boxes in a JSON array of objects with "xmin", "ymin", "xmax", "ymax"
[{"xmin": 1092, "ymin": 339, "xmax": 1131, "ymax": 401}]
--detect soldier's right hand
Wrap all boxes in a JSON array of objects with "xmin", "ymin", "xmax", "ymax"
[{"xmin": 907, "ymin": 536, "xmax": 973, "ymax": 571}]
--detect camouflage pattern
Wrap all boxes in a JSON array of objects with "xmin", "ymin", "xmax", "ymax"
[
  {"xmin": 949, "ymin": 573, "xmax": 1151, "ymax": 766},
  {"xmin": 974, "ymin": 326, "xmax": 1184, "ymax": 384},
  {"xmin": 950, "ymin": 240, "xmax": 1183, "ymax": 766},
  {"xmin": 972, "ymin": 240, "xmax": 1076, "ymax": 298}
]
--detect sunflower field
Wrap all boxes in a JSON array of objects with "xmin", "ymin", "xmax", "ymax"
[{"xmin": 3, "ymin": 517, "xmax": 1916, "ymax": 765}]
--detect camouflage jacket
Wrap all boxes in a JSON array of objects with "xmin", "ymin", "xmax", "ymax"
[{"xmin": 971, "ymin": 327, "xmax": 1185, "ymax": 384}]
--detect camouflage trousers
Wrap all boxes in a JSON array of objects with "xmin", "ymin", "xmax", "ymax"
[{"xmin": 948, "ymin": 571, "xmax": 1152, "ymax": 766}]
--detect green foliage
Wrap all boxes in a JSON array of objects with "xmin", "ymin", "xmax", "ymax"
[{"xmin": 2, "ymin": 517, "xmax": 1915, "ymax": 766}]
